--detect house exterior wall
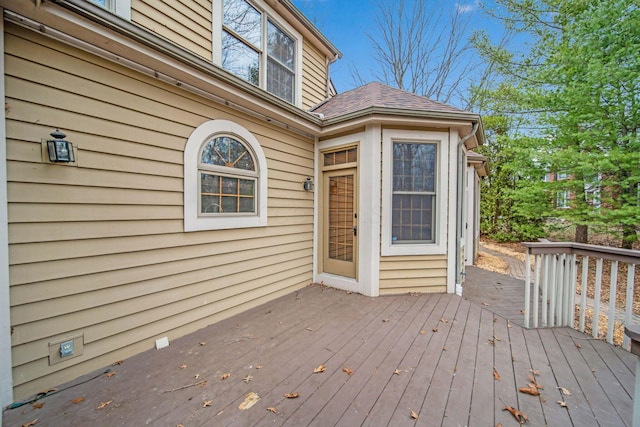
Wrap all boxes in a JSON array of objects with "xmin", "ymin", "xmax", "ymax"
[
  {"xmin": 5, "ymin": 23, "xmax": 315, "ymax": 399},
  {"xmin": 132, "ymin": 0, "xmax": 213, "ymax": 61},
  {"xmin": 378, "ymin": 255, "xmax": 448, "ymax": 295},
  {"xmin": 302, "ymin": 39, "xmax": 330, "ymax": 109}
]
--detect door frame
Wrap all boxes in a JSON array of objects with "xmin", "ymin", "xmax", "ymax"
[{"xmin": 322, "ymin": 167, "xmax": 358, "ymax": 279}]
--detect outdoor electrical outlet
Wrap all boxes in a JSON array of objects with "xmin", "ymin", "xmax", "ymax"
[
  {"xmin": 49, "ymin": 333, "xmax": 84, "ymax": 365},
  {"xmin": 60, "ymin": 340, "xmax": 74, "ymax": 357}
]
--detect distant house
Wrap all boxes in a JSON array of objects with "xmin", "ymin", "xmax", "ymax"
[{"xmin": 0, "ymin": 0, "xmax": 485, "ymax": 403}]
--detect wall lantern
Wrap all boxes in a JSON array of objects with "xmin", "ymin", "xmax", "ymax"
[
  {"xmin": 47, "ymin": 129, "xmax": 75, "ymax": 163},
  {"xmin": 303, "ymin": 176, "xmax": 314, "ymax": 191}
]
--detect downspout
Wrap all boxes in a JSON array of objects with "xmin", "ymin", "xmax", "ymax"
[{"xmin": 455, "ymin": 121, "xmax": 479, "ymax": 296}]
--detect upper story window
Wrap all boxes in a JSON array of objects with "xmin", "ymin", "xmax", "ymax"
[
  {"xmin": 89, "ymin": 0, "xmax": 131, "ymax": 20},
  {"xmin": 214, "ymin": 0, "xmax": 301, "ymax": 105},
  {"xmin": 185, "ymin": 120, "xmax": 268, "ymax": 231}
]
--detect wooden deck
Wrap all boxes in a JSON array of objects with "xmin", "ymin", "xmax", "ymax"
[{"xmin": 3, "ymin": 284, "xmax": 635, "ymax": 426}]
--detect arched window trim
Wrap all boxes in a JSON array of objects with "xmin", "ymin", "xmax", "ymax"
[{"xmin": 184, "ymin": 119, "xmax": 268, "ymax": 231}]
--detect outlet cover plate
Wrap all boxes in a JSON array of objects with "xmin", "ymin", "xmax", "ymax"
[{"xmin": 49, "ymin": 334, "xmax": 83, "ymax": 365}]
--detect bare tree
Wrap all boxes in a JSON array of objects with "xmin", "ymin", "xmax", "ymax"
[{"xmin": 354, "ymin": 0, "xmax": 475, "ymax": 106}]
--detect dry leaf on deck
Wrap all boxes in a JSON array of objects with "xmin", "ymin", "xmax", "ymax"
[
  {"xmin": 243, "ymin": 375, "xmax": 253, "ymax": 383},
  {"xmin": 440, "ymin": 318, "xmax": 449, "ymax": 323},
  {"xmin": 394, "ymin": 369, "xmax": 402, "ymax": 375},
  {"xmin": 105, "ymin": 372, "xmax": 116, "ymax": 378},
  {"xmin": 382, "ymin": 318, "xmax": 390, "ymax": 323},
  {"xmin": 194, "ymin": 374, "xmax": 200, "ymax": 379},
  {"xmin": 216, "ymin": 410, "xmax": 224, "ymax": 416},
  {"xmin": 558, "ymin": 386, "xmax": 572, "ymax": 396},
  {"xmin": 576, "ymin": 343, "xmax": 583, "ymax": 349},
  {"xmin": 221, "ymin": 373, "xmax": 231, "ymax": 380},
  {"xmin": 71, "ymin": 397, "xmax": 85, "ymax": 404},
  {"xmin": 482, "ymin": 302, "xmax": 490, "ymax": 306},
  {"xmin": 267, "ymin": 407, "xmax": 279, "ymax": 414},
  {"xmin": 503, "ymin": 405, "xmax": 528, "ymax": 424},
  {"xmin": 199, "ymin": 341, "xmax": 206, "ymax": 346},
  {"xmin": 179, "ymin": 364, "xmax": 187, "ymax": 369},
  {"xmin": 410, "ymin": 410, "xmax": 419, "ymax": 420},
  {"xmin": 238, "ymin": 392, "xmax": 260, "ymax": 410},
  {"xmin": 306, "ymin": 327, "xmax": 314, "ymax": 331},
  {"xmin": 419, "ymin": 330, "xmax": 427, "ymax": 335},
  {"xmin": 112, "ymin": 360, "xmax": 124, "ymax": 366},
  {"xmin": 96, "ymin": 400, "xmax": 112, "ymax": 409},
  {"xmin": 343, "ymin": 367, "xmax": 354, "ymax": 375},
  {"xmin": 432, "ymin": 328, "xmax": 439, "ymax": 332},
  {"xmin": 203, "ymin": 400, "xmax": 213, "ymax": 408},
  {"xmin": 32, "ymin": 403, "xmax": 44, "ymax": 409},
  {"xmin": 21, "ymin": 420, "xmax": 38, "ymax": 427},
  {"xmin": 488, "ymin": 339, "xmax": 495, "ymax": 346},
  {"xmin": 313, "ymin": 365, "xmax": 326, "ymax": 373},
  {"xmin": 284, "ymin": 392, "xmax": 300, "ymax": 399},
  {"xmin": 519, "ymin": 386, "xmax": 540, "ymax": 396},
  {"xmin": 493, "ymin": 367, "xmax": 501, "ymax": 381},
  {"xmin": 256, "ymin": 365, "xmax": 263, "ymax": 369},
  {"xmin": 557, "ymin": 400, "xmax": 568, "ymax": 407},
  {"xmin": 493, "ymin": 335, "xmax": 501, "ymax": 342}
]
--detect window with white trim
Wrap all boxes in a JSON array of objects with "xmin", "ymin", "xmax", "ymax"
[
  {"xmin": 184, "ymin": 120, "xmax": 268, "ymax": 231},
  {"xmin": 214, "ymin": 0, "xmax": 301, "ymax": 105},
  {"xmin": 89, "ymin": 0, "xmax": 131, "ymax": 20},
  {"xmin": 382, "ymin": 130, "xmax": 449, "ymax": 256}
]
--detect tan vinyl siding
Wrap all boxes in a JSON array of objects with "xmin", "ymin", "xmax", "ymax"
[
  {"xmin": 378, "ymin": 255, "xmax": 448, "ymax": 295},
  {"xmin": 131, "ymin": 0, "xmax": 212, "ymax": 61},
  {"xmin": 5, "ymin": 23, "xmax": 314, "ymax": 399},
  {"xmin": 302, "ymin": 39, "xmax": 329, "ymax": 109}
]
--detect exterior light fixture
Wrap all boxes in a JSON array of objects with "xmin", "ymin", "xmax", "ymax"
[
  {"xmin": 47, "ymin": 129, "xmax": 75, "ymax": 163},
  {"xmin": 303, "ymin": 176, "xmax": 314, "ymax": 191}
]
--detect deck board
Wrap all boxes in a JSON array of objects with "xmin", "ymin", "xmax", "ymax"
[{"xmin": 3, "ymin": 284, "xmax": 635, "ymax": 427}]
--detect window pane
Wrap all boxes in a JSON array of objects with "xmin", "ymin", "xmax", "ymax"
[
  {"xmin": 201, "ymin": 173, "xmax": 220, "ymax": 193},
  {"xmin": 222, "ymin": 32, "xmax": 259, "ymax": 85},
  {"xmin": 200, "ymin": 173, "xmax": 255, "ymax": 214},
  {"xmin": 267, "ymin": 21, "xmax": 294, "ymax": 70},
  {"xmin": 201, "ymin": 195, "xmax": 222, "ymax": 213},
  {"xmin": 201, "ymin": 136, "xmax": 255, "ymax": 171},
  {"xmin": 221, "ymin": 196, "xmax": 237, "ymax": 212},
  {"xmin": 267, "ymin": 58, "xmax": 294, "ymax": 103},
  {"xmin": 239, "ymin": 197, "xmax": 254, "ymax": 212},
  {"xmin": 222, "ymin": 176, "xmax": 238, "ymax": 194},
  {"xmin": 391, "ymin": 194, "xmax": 434, "ymax": 243},
  {"xmin": 223, "ymin": 0, "xmax": 261, "ymax": 47},
  {"xmin": 393, "ymin": 143, "xmax": 436, "ymax": 192},
  {"xmin": 239, "ymin": 179, "xmax": 255, "ymax": 195}
]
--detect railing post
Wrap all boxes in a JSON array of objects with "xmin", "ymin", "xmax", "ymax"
[
  {"xmin": 625, "ymin": 265, "xmax": 637, "ymax": 350},
  {"xmin": 607, "ymin": 260, "xmax": 618, "ymax": 345},
  {"xmin": 580, "ymin": 256, "xmax": 589, "ymax": 332},
  {"xmin": 593, "ymin": 258, "xmax": 603, "ymax": 339},
  {"xmin": 525, "ymin": 249, "xmax": 531, "ymax": 328},
  {"xmin": 542, "ymin": 254, "xmax": 549, "ymax": 327},
  {"xmin": 533, "ymin": 254, "xmax": 541, "ymax": 328}
]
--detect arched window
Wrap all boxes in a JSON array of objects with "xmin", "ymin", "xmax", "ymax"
[{"xmin": 184, "ymin": 120, "xmax": 267, "ymax": 231}]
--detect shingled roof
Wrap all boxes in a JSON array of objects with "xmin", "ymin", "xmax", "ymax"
[{"xmin": 310, "ymin": 81, "xmax": 467, "ymax": 120}]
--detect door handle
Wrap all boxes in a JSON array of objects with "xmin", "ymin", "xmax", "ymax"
[{"xmin": 353, "ymin": 226, "xmax": 357, "ymax": 236}]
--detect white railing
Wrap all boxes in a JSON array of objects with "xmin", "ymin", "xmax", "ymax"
[{"xmin": 523, "ymin": 242, "xmax": 640, "ymax": 348}]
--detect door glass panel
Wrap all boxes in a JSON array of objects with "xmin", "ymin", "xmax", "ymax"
[{"xmin": 328, "ymin": 175, "xmax": 354, "ymax": 262}]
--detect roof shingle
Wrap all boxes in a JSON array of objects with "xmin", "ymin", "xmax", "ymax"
[{"xmin": 310, "ymin": 81, "xmax": 467, "ymax": 120}]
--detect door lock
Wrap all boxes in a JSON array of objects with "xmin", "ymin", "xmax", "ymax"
[{"xmin": 353, "ymin": 226, "xmax": 357, "ymax": 236}]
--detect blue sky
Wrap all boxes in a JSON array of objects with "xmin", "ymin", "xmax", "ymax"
[{"xmin": 291, "ymin": 0, "xmax": 494, "ymax": 94}]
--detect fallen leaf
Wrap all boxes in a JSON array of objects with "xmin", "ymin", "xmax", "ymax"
[
  {"xmin": 256, "ymin": 365, "xmax": 263, "ymax": 369},
  {"xmin": 440, "ymin": 318, "xmax": 449, "ymax": 323},
  {"xmin": 32, "ymin": 403, "xmax": 44, "ymax": 409},
  {"xmin": 493, "ymin": 367, "xmax": 501, "ymax": 381},
  {"xmin": 179, "ymin": 364, "xmax": 187, "ymax": 369},
  {"xmin": 503, "ymin": 405, "xmax": 528, "ymax": 424},
  {"xmin": 112, "ymin": 360, "xmax": 124, "ymax": 366},
  {"xmin": 558, "ymin": 386, "xmax": 572, "ymax": 395},
  {"xmin": 306, "ymin": 327, "xmax": 314, "ymax": 331},
  {"xmin": 221, "ymin": 373, "xmax": 231, "ymax": 380},
  {"xmin": 284, "ymin": 392, "xmax": 300, "ymax": 399},
  {"xmin": 432, "ymin": 328, "xmax": 439, "ymax": 332},
  {"xmin": 243, "ymin": 375, "xmax": 253, "ymax": 383},
  {"xmin": 419, "ymin": 330, "xmax": 427, "ymax": 335},
  {"xmin": 394, "ymin": 369, "xmax": 402, "ymax": 375},
  {"xmin": 482, "ymin": 302, "xmax": 490, "ymax": 306},
  {"xmin": 96, "ymin": 400, "xmax": 112, "ymax": 409},
  {"xmin": 343, "ymin": 367, "xmax": 354, "ymax": 375},
  {"xmin": 105, "ymin": 372, "xmax": 116, "ymax": 378},
  {"xmin": 71, "ymin": 397, "xmax": 85, "ymax": 404},
  {"xmin": 493, "ymin": 335, "xmax": 501, "ymax": 342},
  {"xmin": 347, "ymin": 290, "xmax": 353, "ymax": 294},
  {"xmin": 488, "ymin": 339, "xmax": 495, "ymax": 346},
  {"xmin": 443, "ymin": 347, "xmax": 447, "ymax": 351},
  {"xmin": 203, "ymin": 400, "xmax": 213, "ymax": 408},
  {"xmin": 497, "ymin": 424, "xmax": 503, "ymax": 427},
  {"xmin": 238, "ymin": 392, "xmax": 260, "ymax": 410},
  {"xmin": 576, "ymin": 343, "xmax": 583, "ymax": 349},
  {"xmin": 382, "ymin": 318, "xmax": 390, "ymax": 323},
  {"xmin": 557, "ymin": 400, "xmax": 568, "ymax": 407},
  {"xmin": 21, "ymin": 420, "xmax": 38, "ymax": 427},
  {"xmin": 520, "ymin": 309, "xmax": 525, "ymax": 314},
  {"xmin": 519, "ymin": 386, "xmax": 540, "ymax": 396},
  {"xmin": 199, "ymin": 342, "xmax": 207, "ymax": 346},
  {"xmin": 313, "ymin": 365, "xmax": 326, "ymax": 373},
  {"xmin": 194, "ymin": 374, "xmax": 200, "ymax": 379},
  {"xmin": 216, "ymin": 410, "xmax": 224, "ymax": 416},
  {"xmin": 530, "ymin": 369, "xmax": 540, "ymax": 376},
  {"xmin": 410, "ymin": 410, "xmax": 419, "ymax": 420},
  {"xmin": 267, "ymin": 407, "xmax": 279, "ymax": 414}
]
